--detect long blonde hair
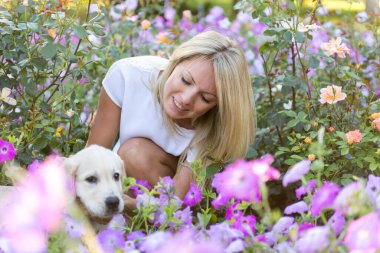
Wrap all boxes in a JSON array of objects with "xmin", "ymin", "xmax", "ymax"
[{"xmin": 154, "ymin": 30, "xmax": 256, "ymax": 166}]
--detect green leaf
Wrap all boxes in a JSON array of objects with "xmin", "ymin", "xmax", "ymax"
[
  {"xmin": 73, "ymin": 24, "xmax": 88, "ymax": 39},
  {"xmin": 308, "ymin": 55, "xmax": 320, "ymax": 68},
  {"xmin": 34, "ymin": 137, "xmax": 49, "ymax": 150},
  {"xmin": 206, "ymin": 163, "xmax": 222, "ymax": 179},
  {"xmin": 287, "ymin": 119, "xmax": 299, "ymax": 128},
  {"xmin": 31, "ymin": 57, "xmax": 47, "ymax": 69},
  {"xmin": 27, "ymin": 22, "xmax": 39, "ymax": 32},
  {"xmin": 341, "ymin": 147, "xmax": 349, "ymax": 156},
  {"xmin": 294, "ymin": 32, "xmax": 305, "ymax": 43},
  {"xmin": 369, "ymin": 163, "xmax": 377, "ymax": 171},
  {"xmin": 284, "ymin": 31, "xmax": 293, "ymax": 43},
  {"xmin": 197, "ymin": 213, "xmax": 211, "ymax": 228},
  {"xmin": 282, "ymin": 110, "xmax": 297, "ymax": 118},
  {"xmin": 41, "ymin": 42, "xmax": 57, "ymax": 59}
]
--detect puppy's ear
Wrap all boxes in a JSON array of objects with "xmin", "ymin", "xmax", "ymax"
[
  {"xmin": 63, "ymin": 157, "xmax": 79, "ymax": 176},
  {"xmin": 118, "ymin": 158, "xmax": 126, "ymax": 178}
]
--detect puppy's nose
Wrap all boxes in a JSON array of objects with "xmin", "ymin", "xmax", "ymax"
[{"xmin": 105, "ymin": 196, "xmax": 120, "ymax": 210}]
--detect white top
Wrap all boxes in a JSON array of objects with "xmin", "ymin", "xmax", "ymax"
[{"xmin": 102, "ymin": 56, "xmax": 196, "ymax": 162}]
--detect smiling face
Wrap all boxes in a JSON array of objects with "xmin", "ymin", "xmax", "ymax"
[{"xmin": 162, "ymin": 58, "xmax": 217, "ymax": 129}]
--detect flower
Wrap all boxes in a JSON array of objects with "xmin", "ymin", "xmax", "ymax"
[
  {"xmin": 183, "ymin": 183, "xmax": 202, "ymax": 207},
  {"xmin": 0, "ymin": 87, "xmax": 16, "ymax": 106},
  {"xmin": 304, "ymin": 137, "xmax": 312, "ymax": 144},
  {"xmin": 225, "ymin": 202, "xmax": 243, "ymax": 220},
  {"xmin": 372, "ymin": 118, "xmax": 380, "ymax": 132},
  {"xmin": 356, "ymin": 11, "xmax": 369, "ymax": 22},
  {"xmin": 334, "ymin": 182, "xmax": 367, "ymax": 216},
  {"xmin": 97, "ymin": 229, "xmax": 126, "ymax": 253},
  {"xmin": 54, "ymin": 125, "xmax": 64, "ymax": 138},
  {"xmin": 282, "ymin": 160, "xmax": 311, "ymax": 187},
  {"xmin": 310, "ymin": 182, "xmax": 340, "ymax": 217},
  {"xmin": 319, "ymin": 85, "xmax": 347, "ymax": 104},
  {"xmin": 366, "ymin": 174, "xmax": 380, "ymax": 205},
  {"xmin": 156, "ymin": 32, "xmax": 172, "ymax": 44},
  {"xmin": 212, "ymin": 160, "xmax": 260, "ymax": 203},
  {"xmin": 231, "ymin": 215, "xmax": 256, "ymax": 236},
  {"xmin": 141, "ymin": 20, "xmax": 151, "ymax": 30},
  {"xmin": 284, "ymin": 201, "xmax": 308, "ymax": 215},
  {"xmin": 369, "ymin": 112, "xmax": 380, "ymax": 120},
  {"xmin": 327, "ymin": 210, "xmax": 345, "ymax": 236},
  {"xmin": 183, "ymin": 10, "xmax": 192, "ymax": 20},
  {"xmin": 327, "ymin": 126, "xmax": 335, "ymax": 132},
  {"xmin": 308, "ymin": 154, "xmax": 315, "ymax": 161},
  {"xmin": 295, "ymin": 179, "xmax": 317, "ymax": 200},
  {"xmin": 249, "ymin": 154, "xmax": 280, "ymax": 183},
  {"xmin": 48, "ymin": 28, "xmax": 57, "ymax": 38},
  {"xmin": 0, "ymin": 138, "xmax": 16, "ymax": 163},
  {"xmin": 345, "ymin": 129, "xmax": 362, "ymax": 144},
  {"xmin": 65, "ymin": 108, "xmax": 75, "ymax": 118},
  {"xmin": 321, "ymin": 37, "xmax": 350, "ymax": 58},
  {"xmin": 344, "ymin": 212, "xmax": 380, "ymax": 252},
  {"xmin": 295, "ymin": 226, "xmax": 331, "ymax": 253}
]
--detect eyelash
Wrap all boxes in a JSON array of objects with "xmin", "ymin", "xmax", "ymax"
[{"xmin": 181, "ymin": 77, "xmax": 210, "ymax": 103}]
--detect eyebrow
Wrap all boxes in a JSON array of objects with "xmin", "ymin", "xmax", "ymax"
[{"xmin": 185, "ymin": 70, "xmax": 217, "ymax": 97}]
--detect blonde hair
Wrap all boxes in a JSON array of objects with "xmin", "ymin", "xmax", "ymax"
[{"xmin": 154, "ymin": 30, "xmax": 256, "ymax": 166}]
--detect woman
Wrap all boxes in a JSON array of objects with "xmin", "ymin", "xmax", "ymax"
[{"xmin": 86, "ymin": 30, "xmax": 256, "ymax": 209}]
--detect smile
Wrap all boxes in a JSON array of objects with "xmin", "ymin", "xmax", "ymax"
[{"xmin": 173, "ymin": 97, "xmax": 185, "ymax": 111}]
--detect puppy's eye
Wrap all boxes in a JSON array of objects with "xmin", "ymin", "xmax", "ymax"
[
  {"xmin": 113, "ymin": 173, "xmax": 120, "ymax": 181},
  {"xmin": 85, "ymin": 176, "xmax": 98, "ymax": 184}
]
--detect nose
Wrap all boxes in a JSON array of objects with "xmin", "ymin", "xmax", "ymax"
[
  {"xmin": 105, "ymin": 196, "xmax": 120, "ymax": 211},
  {"xmin": 181, "ymin": 88, "xmax": 196, "ymax": 105}
]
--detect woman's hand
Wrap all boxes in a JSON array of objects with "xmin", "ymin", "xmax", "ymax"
[
  {"xmin": 123, "ymin": 193, "xmax": 137, "ymax": 216},
  {"xmin": 173, "ymin": 162, "xmax": 194, "ymax": 199}
]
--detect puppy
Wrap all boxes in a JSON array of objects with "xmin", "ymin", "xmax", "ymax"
[{"xmin": 64, "ymin": 145, "xmax": 125, "ymax": 223}]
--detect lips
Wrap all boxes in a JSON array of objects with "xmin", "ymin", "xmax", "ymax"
[{"xmin": 173, "ymin": 97, "xmax": 186, "ymax": 111}]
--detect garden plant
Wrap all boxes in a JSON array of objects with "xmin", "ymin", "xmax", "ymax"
[{"xmin": 0, "ymin": 0, "xmax": 379, "ymax": 252}]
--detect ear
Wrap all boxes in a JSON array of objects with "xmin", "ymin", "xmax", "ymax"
[
  {"xmin": 63, "ymin": 156, "xmax": 79, "ymax": 177},
  {"xmin": 118, "ymin": 157, "xmax": 126, "ymax": 178}
]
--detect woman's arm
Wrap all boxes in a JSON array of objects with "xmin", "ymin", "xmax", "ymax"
[
  {"xmin": 86, "ymin": 87, "xmax": 121, "ymax": 148},
  {"xmin": 173, "ymin": 162, "xmax": 194, "ymax": 199}
]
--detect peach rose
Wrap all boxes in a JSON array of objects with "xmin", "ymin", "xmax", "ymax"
[
  {"xmin": 321, "ymin": 37, "xmax": 350, "ymax": 58},
  {"xmin": 345, "ymin": 129, "xmax": 362, "ymax": 144},
  {"xmin": 141, "ymin": 20, "xmax": 151, "ymax": 30},
  {"xmin": 373, "ymin": 118, "xmax": 380, "ymax": 132}
]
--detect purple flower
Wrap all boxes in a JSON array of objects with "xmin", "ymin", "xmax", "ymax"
[
  {"xmin": 334, "ymin": 182, "xmax": 366, "ymax": 216},
  {"xmin": 310, "ymin": 182, "xmax": 340, "ymax": 217},
  {"xmin": 97, "ymin": 229, "xmax": 125, "ymax": 253},
  {"xmin": 231, "ymin": 215, "xmax": 256, "ymax": 236},
  {"xmin": 0, "ymin": 138, "xmax": 16, "ymax": 163},
  {"xmin": 252, "ymin": 22, "xmax": 267, "ymax": 35},
  {"xmin": 211, "ymin": 193, "xmax": 229, "ymax": 210},
  {"xmin": 273, "ymin": 216, "xmax": 294, "ymax": 234},
  {"xmin": 282, "ymin": 160, "xmax": 311, "ymax": 187},
  {"xmin": 130, "ymin": 179, "xmax": 152, "ymax": 197},
  {"xmin": 27, "ymin": 160, "xmax": 41, "ymax": 173},
  {"xmin": 344, "ymin": 212, "xmax": 380, "ymax": 251},
  {"xmin": 157, "ymin": 176, "xmax": 176, "ymax": 197},
  {"xmin": 139, "ymin": 231, "xmax": 171, "ymax": 252},
  {"xmin": 212, "ymin": 160, "xmax": 260, "ymax": 203},
  {"xmin": 127, "ymin": 230, "xmax": 146, "ymax": 248},
  {"xmin": 297, "ymin": 222, "xmax": 316, "ymax": 238},
  {"xmin": 225, "ymin": 201, "xmax": 243, "ymax": 220},
  {"xmin": 327, "ymin": 210, "xmax": 345, "ymax": 236},
  {"xmin": 125, "ymin": 0, "xmax": 138, "ymax": 11},
  {"xmin": 207, "ymin": 222, "xmax": 244, "ymax": 246},
  {"xmin": 295, "ymin": 226, "xmax": 331, "ymax": 253},
  {"xmin": 107, "ymin": 214, "xmax": 126, "ymax": 231},
  {"xmin": 284, "ymin": 201, "xmax": 309, "ymax": 215},
  {"xmin": 249, "ymin": 154, "xmax": 280, "ymax": 182},
  {"xmin": 63, "ymin": 215, "xmax": 84, "ymax": 238},
  {"xmin": 172, "ymin": 206, "xmax": 193, "ymax": 229},
  {"xmin": 366, "ymin": 174, "xmax": 380, "ymax": 205},
  {"xmin": 295, "ymin": 179, "xmax": 317, "ymax": 200},
  {"xmin": 183, "ymin": 183, "xmax": 202, "ymax": 207}
]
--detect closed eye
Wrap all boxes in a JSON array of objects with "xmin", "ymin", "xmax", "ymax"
[
  {"xmin": 113, "ymin": 173, "xmax": 120, "ymax": 181},
  {"xmin": 181, "ymin": 77, "xmax": 191, "ymax": 85},
  {"xmin": 85, "ymin": 176, "xmax": 98, "ymax": 184},
  {"xmin": 201, "ymin": 95, "xmax": 210, "ymax": 103}
]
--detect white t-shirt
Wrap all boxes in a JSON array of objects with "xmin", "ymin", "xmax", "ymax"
[{"xmin": 102, "ymin": 56, "xmax": 196, "ymax": 162}]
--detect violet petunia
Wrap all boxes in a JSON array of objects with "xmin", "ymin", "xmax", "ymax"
[
  {"xmin": 334, "ymin": 181, "xmax": 366, "ymax": 216},
  {"xmin": 310, "ymin": 182, "xmax": 340, "ymax": 217},
  {"xmin": 231, "ymin": 214, "xmax": 256, "ymax": 236},
  {"xmin": 284, "ymin": 201, "xmax": 309, "ymax": 215},
  {"xmin": 97, "ymin": 229, "xmax": 125, "ymax": 253},
  {"xmin": 282, "ymin": 160, "xmax": 311, "ymax": 187},
  {"xmin": 344, "ymin": 212, "xmax": 380, "ymax": 252},
  {"xmin": 366, "ymin": 174, "xmax": 380, "ymax": 205},
  {"xmin": 183, "ymin": 183, "xmax": 202, "ymax": 207},
  {"xmin": 295, "ymin": 179, "xmax": 317, "ymax": 200},
  {"xmin": 0, "ymin": 138, "xmax": 16, "ymax": 163},
  {"xmin": 327, "ymin": 210, "xmax": 345, "ymax": 236},
  {"xmin": 295, "ymin": 226, "xmax": 331, "ymax": 253}
]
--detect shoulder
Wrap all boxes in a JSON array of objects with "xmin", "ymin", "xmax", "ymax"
[{"xmin": 110, "ymin": 56, "xmax": 168, "ymax": 75}]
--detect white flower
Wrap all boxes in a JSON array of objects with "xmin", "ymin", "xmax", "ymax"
[
  {"xmin": 65, "ymin": 108, "xmax": 75, "ymax": 118},
  {"xmin": 0, "ymin": 87, "xmax": 16, "ymax": 106}
]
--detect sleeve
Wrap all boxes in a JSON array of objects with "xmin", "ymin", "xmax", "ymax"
[{"xmin": 102, "ymin": 60, "xmax": 127, "ymax": 108}]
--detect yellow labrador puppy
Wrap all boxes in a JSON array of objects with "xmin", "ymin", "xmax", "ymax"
[{"xmin": 64, "ymin": 145, "xmax": 125, "ymax": 220}]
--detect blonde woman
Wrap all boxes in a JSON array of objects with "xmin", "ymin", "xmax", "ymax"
[{"xmin": 86, "ymin": 30, "xmax": 256, "ymax": 209}]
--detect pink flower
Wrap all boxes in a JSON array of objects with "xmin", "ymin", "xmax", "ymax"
[
  {"xmin": 249, "ymin": 154, "xmax": 280, "ymax": 183},
  {"xmin": 373, "ymin": 118, "xmax": 380, "ymax": 132},
  {"xmin": 0, "ymin": 138, "xmax": 16, "ymax": 163},
  {"xmin": 321, "ymin": 37, "xmax": 350, "ymax": 58},
  {"xmin": 345, "ymin": 129, "xmax": 362, "ymax": 144},
  {"xmin": 319, "ymin": 85, "xmax": 347, "ymax": 104},
  {"xmin": 183, "ymin": 183, "xmax": 202, "ymax": 207}
]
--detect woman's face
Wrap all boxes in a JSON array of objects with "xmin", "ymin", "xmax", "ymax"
[{"xmin": 163, "ymin": 58, "xmax": 217, "ymax": 129}]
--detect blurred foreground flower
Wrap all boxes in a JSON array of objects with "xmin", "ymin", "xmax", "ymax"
[
  {"xmin": 0, "ymin": 156, "xmax": 73, "ymax": 253},
  {"xmin": 0, "ymin": 139, "xmax": 16, "ymax": 163},
  {"xmin": 319, "ymin": 85, "xmax": 347, "ymax": 104},
  {"xmin": 0, "ymin": 87, "xmax": 16, "ymax": 106}
]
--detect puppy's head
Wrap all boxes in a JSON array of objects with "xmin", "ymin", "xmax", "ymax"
[{"xmin": 64, "ymin": 145, "xmax": 125, "ymax": 218}]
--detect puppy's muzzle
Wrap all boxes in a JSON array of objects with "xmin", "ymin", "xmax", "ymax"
[{"xmin": 105, "ymin": 196, "xmax": 120, "ymax": 212}]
